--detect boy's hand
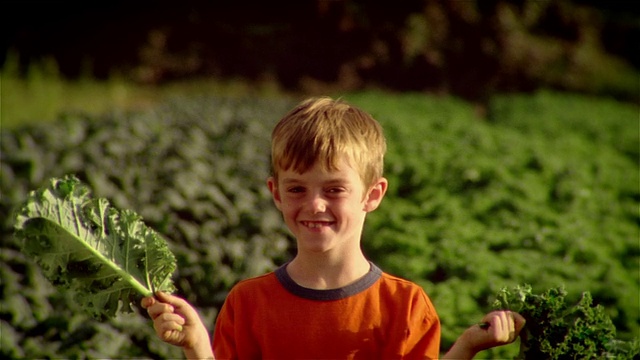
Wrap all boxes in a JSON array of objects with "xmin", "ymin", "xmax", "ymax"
[
  {"xmin": 141, "ymin": 292, "xmax": 209, "ymax": 350},
  {"xmin": 469, "ymin": 311, "xmax": 526, "ymax": 351},
  {"xmin": 442, "ymin": 310, "xmax": 525, "ymax": 359}
]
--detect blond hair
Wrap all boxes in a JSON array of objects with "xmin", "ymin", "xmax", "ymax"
[{"xmin": 271, "ymin": 97, "xmax": 386, "ymax": 188}]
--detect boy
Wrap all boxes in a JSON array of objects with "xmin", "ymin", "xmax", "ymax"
[{"xmin": 143, "ymin": 97, "xmax": 525, "ymax": 359}]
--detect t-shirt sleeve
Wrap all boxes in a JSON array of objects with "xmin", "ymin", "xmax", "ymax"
[
  {"xmin": 212, "ymin": 291, "xmax": 238, "ymax": 359},
  {"xmin": 404, "ymin": 288, "xmax": 441, "ymax": 359}
]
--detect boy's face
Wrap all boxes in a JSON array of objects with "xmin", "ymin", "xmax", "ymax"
[{"xmin": 267, "ymin": 157, "xmax": 387, "ymax": 255}]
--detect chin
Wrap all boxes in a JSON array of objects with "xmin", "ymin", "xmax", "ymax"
[{"xmin": 297, "ymin": 239, "xmax": 336, "ymax": 254}]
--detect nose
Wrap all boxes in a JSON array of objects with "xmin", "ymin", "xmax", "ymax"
[{"xmin": 309, "ymin": 194, "xmax": 327, "ymax": 214}]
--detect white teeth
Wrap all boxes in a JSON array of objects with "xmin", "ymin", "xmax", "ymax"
[{"xmin": 305, "ymin": 221, "xmax": 326, "ymax": 228}]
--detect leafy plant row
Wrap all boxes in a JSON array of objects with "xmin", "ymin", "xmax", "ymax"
[
  {"xmin": 345, "ymin": 90, "xmax": 639, "ymax": 358},
  {"xmin": 1, "ymin": 91, "xmax": 638, "ymax": 358},
  {"xmin": 1, "ymin": 96, "xmax": 296, "ymax": 359}
]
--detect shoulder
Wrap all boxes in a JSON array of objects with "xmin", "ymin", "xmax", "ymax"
[
  {"xmin": 227, "ymin": 271, "xmax": 280, "ymax": 298},
  {"xmin": 378, "ymin": 272, "xmax": 425, "ymax": 292},
  {"xmin": 377, "ymin": 272, "xmax": 437, "ymax": 311}
]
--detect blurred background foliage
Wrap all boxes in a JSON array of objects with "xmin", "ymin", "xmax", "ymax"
[
  {"xmin": 2, "ymin": 0, "xmax": 639, "ymax": 127},
  {"xmin": 1, "ymin": 0, "xmax": 638, "ymax": 359}
]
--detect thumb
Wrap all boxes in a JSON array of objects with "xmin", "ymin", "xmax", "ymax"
[
  {"xmin": 154, "ymin": 291, "xmax": 175, "ymax": 303},
  {"xmin": 154, "ymin": 291, "xmax": 187, "ymax": 307},
  {"xmin": 154, "ymin": 291, "xmax": 198, "ymax": 319}
]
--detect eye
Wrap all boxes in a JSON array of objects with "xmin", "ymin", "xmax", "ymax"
[
  {"xmin": 287, "ymin": 186, "xmax": 305, "ymax": 193},
  {"xmin": 326, "ymin": 187, "xmax": 347, "ymax": 194}
]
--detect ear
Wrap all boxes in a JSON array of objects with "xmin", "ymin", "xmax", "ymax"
[
  {"xmin": 363, "ymin": 177, "xmax": 388, "ymax": 212},
  {"xmin": 267, "ymin": 176, "xmax": 283, "ymax": 211}
]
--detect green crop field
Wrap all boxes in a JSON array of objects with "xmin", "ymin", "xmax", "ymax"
[{"xmin": 1, "ymin": 88, "xmax": 638, "ymax": 358}]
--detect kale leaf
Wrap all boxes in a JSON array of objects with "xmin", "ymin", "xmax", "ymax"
[
  {"xmin": 13, "ymin": 175, "xmax": 177, "ymax": 319},
  {"xmin": 493, "ymin": 284, "xmax": 639, "ymax": 359}
]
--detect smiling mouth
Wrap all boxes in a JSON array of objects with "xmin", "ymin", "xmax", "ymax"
[{"xmin": 301, "ymin": 221, "xmax": 333, "ymax": 228}]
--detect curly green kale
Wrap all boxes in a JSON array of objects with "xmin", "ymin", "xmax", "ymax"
[
  {"xmin": 13, "ymin": 175, "xmax": 177, "ymax": 319},
  {"xmin": 493, "ymin": 284, "xmax": 639, "ymax": 360}
]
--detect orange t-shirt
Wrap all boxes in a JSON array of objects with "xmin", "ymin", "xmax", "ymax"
[{"xmin": 212, "ymin": 262, "xmax": 441, "ymax": 359}]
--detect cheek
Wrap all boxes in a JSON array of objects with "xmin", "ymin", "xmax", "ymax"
[{"xmin": 279, "ymin": 202, "xmax": 299, "ymax": 219}]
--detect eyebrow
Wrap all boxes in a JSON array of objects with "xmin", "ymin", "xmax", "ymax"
[{"xmin": 280, "ymin": 177, "xmax": 352, "ymax": 186}]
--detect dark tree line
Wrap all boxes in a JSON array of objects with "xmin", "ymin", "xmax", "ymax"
[{"xmin": 2, "ymin": 0, "xmax": 638, "ymax": 102}]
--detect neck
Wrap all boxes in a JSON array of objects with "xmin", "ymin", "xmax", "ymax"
[{"xmin": 287, "ymin": 251, "xmax": 370, "ymax": 290}]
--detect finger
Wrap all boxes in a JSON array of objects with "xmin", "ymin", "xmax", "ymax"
[
  {"xmin": 141, "ymin": 296, "xmax": 155, "ymax": 309},
  {"xmin": 496, "ymin": 311, "xmax": 520, "ymax": 343},
  {"xmin": 153, "ymin": 313, "xmax": 186, "ymax": 340},
  {"xmin": 485, "ymin": 311, "xmax": 510, "ymax": 342},
  {"xmin": 156, "ymin": 312, "xmax": 186, "ymax": 327},
  {"xmin": 495, "ymin": 312, "xmax": 509, "ymax": 342},
  {"xmin": 513, "ymin": 312, "xmax": 526, "ymax": 332},
  {"xmin": 156, "ymin": 319, "xmax": 185, "ymax": 336},
  {"xmin": 508, "ymin": 312, "xmax": 516, "ymax": 337},
  {"xmin": 482, "ymin": 311, "xmax": 503, "ymax": 331},
  {"xmin": 503, "ymin": 312, "xmax": 515, "ymax": 342},
  {"xmin": 147, "ymin": 302, "xmax": 176, "ymax": 320},
  {"xmin": 162, "ymin": 328, "xmax": 185, "ymax": 344},
  {"xmin": 159, "ymin": 324, "xmax": 184, "ymax": 337},
  {"xmin": 497, "ymin": 311, "xmax": 509, "ymax": 332}
]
